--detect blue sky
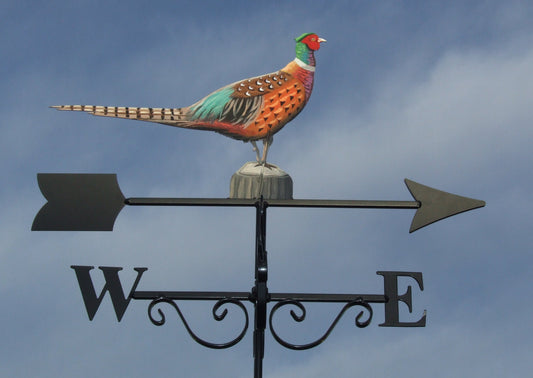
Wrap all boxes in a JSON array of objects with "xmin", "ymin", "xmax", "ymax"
[{"xmin": 2, "ymin": 1, "xmax": 533, "ymax": 377}]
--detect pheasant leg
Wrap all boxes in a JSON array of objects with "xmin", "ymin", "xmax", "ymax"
[
  {"xmin": 259, "ymin": 136, "xmax": 275, "ymax": 168},
  {"xmin": 251, "ymin": 141, "xmax": 261, "ymax": 162}
]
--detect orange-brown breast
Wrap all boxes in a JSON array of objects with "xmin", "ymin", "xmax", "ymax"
[{"xmin": 230, "ymin": 71, "xmax": 307, "ymax": 140}]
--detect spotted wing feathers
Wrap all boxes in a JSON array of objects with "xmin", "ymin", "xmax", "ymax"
[{"xmin": 231, "ymin": 71, "xmax": 293, "ymax": 98}]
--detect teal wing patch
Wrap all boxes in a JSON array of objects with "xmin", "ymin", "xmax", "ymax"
[
  {"xmin": 190, "ymin": 87, "xmax": 234, "ymax": 122},
  {"xmin": 190, "ymin": 84, "xmax": 264, "ymax": 126}
]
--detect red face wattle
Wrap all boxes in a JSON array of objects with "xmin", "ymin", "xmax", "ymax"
[{"xmin": 302, "ymin": 34, "xmax": 323, "ymax": 51}]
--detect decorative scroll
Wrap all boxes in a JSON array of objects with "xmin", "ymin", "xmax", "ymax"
[
  {"xmin": 269, "ymin": 299, "xmax": 373, "ymax": 350},
  {"xmin": 148, "ymin": 297, "xmax": 249, "ymax": 349}
]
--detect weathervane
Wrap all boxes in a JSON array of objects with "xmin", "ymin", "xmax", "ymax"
[{"xmin": 35, "ymin": 33, "xmax": 485, "ymax": 378}]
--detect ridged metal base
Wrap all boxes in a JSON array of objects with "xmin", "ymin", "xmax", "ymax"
[{"xmin": 229, "ymin": 162, "xmax": 293, "ymax": 199}]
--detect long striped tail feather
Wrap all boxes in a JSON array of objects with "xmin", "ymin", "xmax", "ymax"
[{"xmin": 50, "ymin": 105, "xmax": 190, "ymax": 124}]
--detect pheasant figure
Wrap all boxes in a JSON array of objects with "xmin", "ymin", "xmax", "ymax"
[{"xmin": 52, "ymin": 33, "xmax": 326, "ymax": 164}]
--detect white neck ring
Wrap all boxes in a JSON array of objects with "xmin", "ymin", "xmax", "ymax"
[{"xmin": 294, "ymin": 58, "xmax": 316, "ymax": 72}]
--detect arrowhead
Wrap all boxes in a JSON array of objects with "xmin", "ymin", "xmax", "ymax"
[
  {"xmin": 405, "ymin": 179, "xmax": 485, "ymax": 233},
  {"xmin": 32, "ymin": 174, "xmax": 125, "ymax": 231}
]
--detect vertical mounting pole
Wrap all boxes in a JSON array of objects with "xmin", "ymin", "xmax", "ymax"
[{"xmin": 253, "ymin": 197, "xmax": 268, "ymax": 378}]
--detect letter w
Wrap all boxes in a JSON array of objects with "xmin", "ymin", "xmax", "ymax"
[{"xmin": 71, "ymin": 266, "xmax": 147, "ymax": 321}]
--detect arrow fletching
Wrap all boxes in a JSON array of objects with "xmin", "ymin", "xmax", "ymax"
[{"xmin": 32, "ymin": 174, "xmax": 125, "ymax": 231}]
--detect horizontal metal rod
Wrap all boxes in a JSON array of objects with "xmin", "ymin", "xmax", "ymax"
[
  {"xmin": 270, "ymin": 293, "xmax": 387, "ymax": 303},
  {"xmin": 133, "ymin": 291, "xmax": 251, "ymax": 301},
  {"xmin": 125, "ymin": 198, "xmax": 256, "ymax": 207},
  {"xmin": 268, "ymin": 199, "xmax": 418, "ymax": 209},
  {"xmin": 133, "ymin": 290, "xmax": 387, "ymax": 304},
  {"xmin": 125, "ymin": 197, "xmax": 419, "ymax": 210}
]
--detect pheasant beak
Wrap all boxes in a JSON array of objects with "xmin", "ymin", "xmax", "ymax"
[{"xmin": 318, "ymin": 38, "xmax": 327, "ymax": 43}]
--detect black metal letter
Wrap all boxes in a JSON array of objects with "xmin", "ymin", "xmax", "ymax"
[
  {"xmin": 377, "ymin": 271, "xmax": 426, "ymax": 327},
  {"xmin": 71, "ymin": 266, "xmax": 147, "ymax": 321}
]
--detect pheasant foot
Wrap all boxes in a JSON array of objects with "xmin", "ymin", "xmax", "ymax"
[{"xmin": 254, "ymin": 162, "xmax": 276, "ymax": 169}]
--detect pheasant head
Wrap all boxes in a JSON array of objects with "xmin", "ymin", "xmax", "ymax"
[{"xmin": 294, "ymin": 33, "xmax": 326, "ymax": 68}]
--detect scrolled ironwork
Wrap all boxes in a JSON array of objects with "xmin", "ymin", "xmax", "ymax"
[
  {"xmin": 148, "ymin": 297, "xmax": 249, "ymax": 349},
  {"xmin": 269, "ymin": 298, "xmax": 373, "ymax": 350}
]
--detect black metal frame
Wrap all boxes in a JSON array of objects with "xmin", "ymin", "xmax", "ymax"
[
  {"xmin": 128, "ymin": 198, "xmax": 385, "ymax": 377},
  {"xmin": 33, "ymin": 174, "xmax": 485, "ymax": 377}
]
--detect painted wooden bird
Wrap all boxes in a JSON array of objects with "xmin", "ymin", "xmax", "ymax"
[{"xmin": 52, "ymin": 33, "xmax": 326, "ymax": 164}]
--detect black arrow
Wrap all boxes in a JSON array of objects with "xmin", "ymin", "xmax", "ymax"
[
  {"xmin": 32, "ymin": 174, "xmax": 125, "ymax": 231},
  {"xmin": 32, "ymin": 174, "xmax": 485, "ymax": 232}
]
